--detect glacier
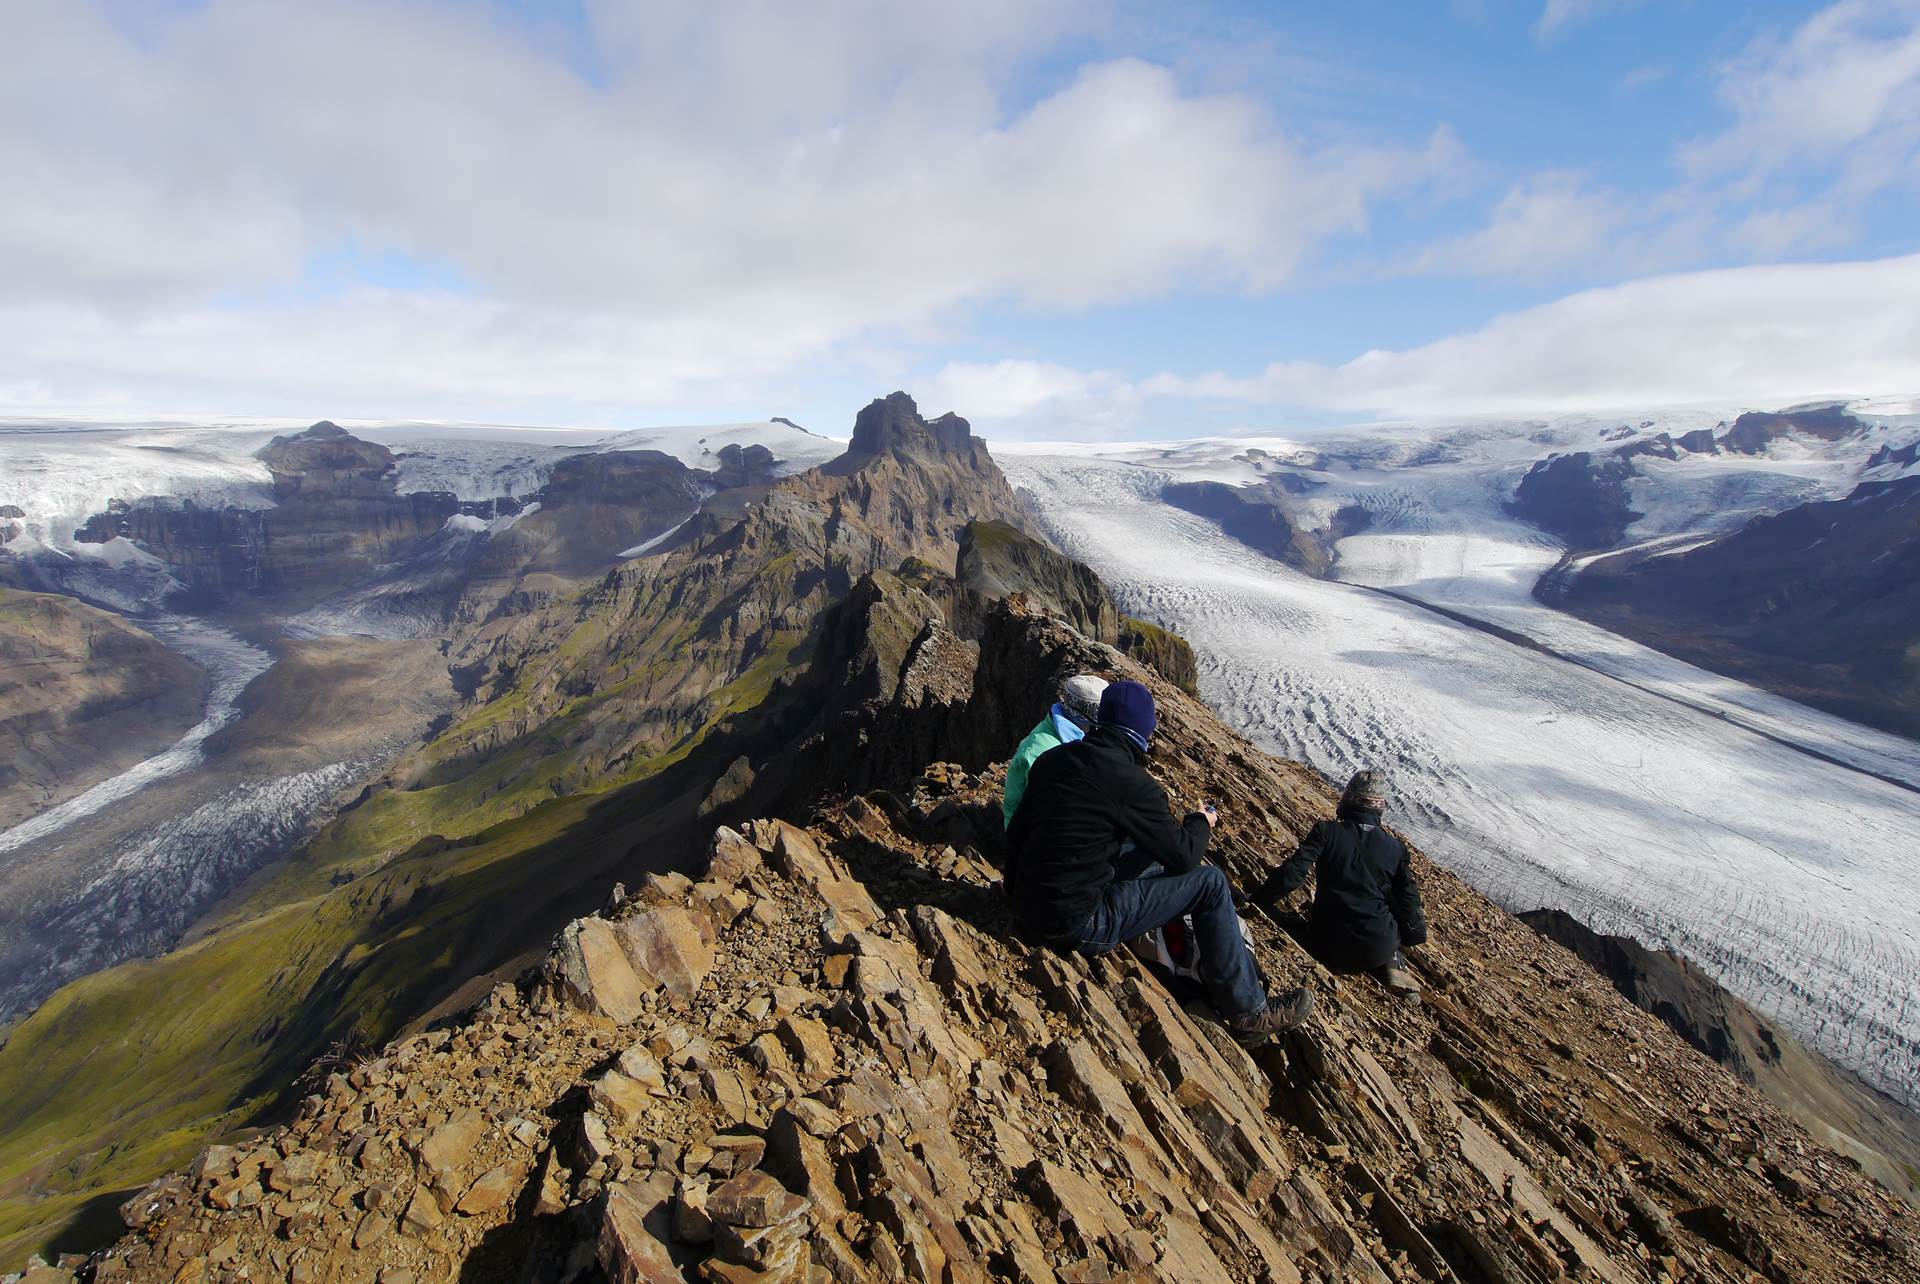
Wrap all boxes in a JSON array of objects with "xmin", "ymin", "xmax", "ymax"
[{"xmin": 1000, "ymin": 419, "xmax": 1920, "ymax": 1108}]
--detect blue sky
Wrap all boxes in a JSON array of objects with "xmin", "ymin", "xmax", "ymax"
[{"xmin": 3, "ymin": 0, "xmax": 1917, "ymax": 437}]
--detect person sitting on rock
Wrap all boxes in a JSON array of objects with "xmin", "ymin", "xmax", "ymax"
[
  {"xmin": 1002, "ymin": 673, "xmax": 1108, "ymax": 827},
  {"xmin": 1005, "ymin": 679, "xmax": 1315, "ymax": 1042},
  {"xmin": 1253, "ymin": 770, "xmax": 1426, "ymax": 1002}
]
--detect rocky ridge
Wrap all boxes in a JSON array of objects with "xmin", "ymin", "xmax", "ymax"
[
  {"xmin": 1555, "ymin": 474, "xmax": 1920, "ymax": 737},
  {"xmin": 46, "ymin": 603, "xmax": 1920, "ymax": 1284}
]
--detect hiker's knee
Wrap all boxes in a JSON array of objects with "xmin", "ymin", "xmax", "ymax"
[{"xmin": 1193, "ymin": 864, "xmax": 1229, "ymax": 902}]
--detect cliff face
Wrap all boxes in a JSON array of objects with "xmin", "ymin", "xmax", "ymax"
[
  {"xmin": 947, "ymin": 520, "xmax": 1196, "ymax": 693},
  {"xmin": 72, "ymin": 423, "xmax": 462, "ymax": 604},
  {"xmin": 0, "ymin": 589, "xmax": 207, "ymax": 828},
  {"xmin": 1556, "ymin": 476, "xmax": 1920, "ymax": 737},
  {"xmin": 77, "ymin": 601, "xmax": 1920, "ymax": 1284}
]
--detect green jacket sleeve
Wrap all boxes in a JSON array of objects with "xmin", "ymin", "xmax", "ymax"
[{"xmin": 1002, "ymin": 720, "xmax": 1061, "ymax": 828}]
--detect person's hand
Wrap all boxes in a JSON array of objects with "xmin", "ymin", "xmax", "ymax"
[{"xmin": 1201, "ymin": 803, "xmax": 1219, "ymax": 828}]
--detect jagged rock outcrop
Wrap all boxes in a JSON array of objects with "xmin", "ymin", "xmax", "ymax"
[
  {"xmin": 418, "ymin": 394, "xmax": 1025, "ymax": 808},
  {"xmin": 944, "ymin": 520, "xmax": 1197, "ymax": 695},
  {"xmin": 843, "ymin": 390, "xmax": 976, "ymax": 462},
  {"xmin": 1115, "ymin": 615, "xmax": 1199, "ymax": 695},
  {"xmin": 0, "ymin": 588, "xmax": 208, "ymax": 829},
  {"xmin": 1558, "ymin": 475, "xmax": 1920, "ymax": 737},
  {"xmin": 83, "ymin": 668, "xmax": 1920, "ymax": 1281},
  {"xmin": 1506, "ymin": 452, "xmax": 1640, "ymax": 551},
  {"xmin": 953, "ymin": 519, "xmax": 1120, "ymax": 643},
  {"xmin": 1521, "ymin": 910, "xmax": 1920, "ymax": 1204}
]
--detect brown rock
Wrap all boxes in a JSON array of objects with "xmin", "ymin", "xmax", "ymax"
[
  {"xmin": 713, "ymin": 1218, "xmax": 808, "ymax": 1273},
  {"xmin": 20, "ymin": 1268, "xmax": 77, "ymax": 1284},
  {"xmin": 206, "ymin": 1177, "xmax": 264, "ymax": 1211},
  {"xmin": 402, "ymin": 1186, "xmax": 445, "ymax": 1236},
  {"xmin": 614, "ymin": 907, "xmax": 717, "ymax": 1002},
  {"xmin": 554, "ymin": 916, "xmax": 653, "ymax": 1023},
  {"xmin": 600, "ymin": 1180, "xmax": 684, "ymax": 1284},
  {"xmin": 617, "ymin": 1044, "xmax": 668, "ymax": 1090},
  {"xmin": 674, "ymin": 1175, "xmax": 716, "ymax": 1245},
  {"xmin": 532, "ymin": 1145, "xmax": 572, "ymax": 1217},
  {"xmin": 415, "ymin": 1109, "xmax": 485, "ymax": 1184},
  {"xmin": 579, "ymin": 1110, "xmax": 619, "ymax": 1167},
  {"xmin": 708, "ymin": 1169, "xmax": 810, "ymax": 1229},
  {"xmin": 353, "ymin": 1209, "xmax": 393, "ymax": 1250},
  {"xmin": 457, "ymin": 1164, "xmax": 517, "ymax": 1215},
  {"xmin": 189, "ymin": 1144, "xmax": 239, "ymax": 1190},
  {"xmin": 706, "ymin": 826, "xmax": 765, "ymax": 887},
  {"xmin": 591, "ymin": 1069, "xmax": 653, "ymax": 1124},
  {"xmin": 774, "ymin": 1016, "xmax": 837, "ymax": 1082},
  {"xmin": 120, "ymin": 1173, "xmax": 187, "ymax": 1229}
]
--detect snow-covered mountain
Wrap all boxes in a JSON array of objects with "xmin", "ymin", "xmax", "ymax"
[{"xmin": 0, "ymin": 415, "xmax": 842, "ymax": 553}]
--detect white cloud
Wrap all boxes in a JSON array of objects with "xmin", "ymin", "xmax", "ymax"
[
  {"xmin": 920, "ymin": 359, "xmax": 1143, "ymax": 438},
  {"xmin": 1681, "ymin": 0, "xmax": 1920, "ymax": 196},
  {"xmin": 1400, "ymin": 172, "xmax": 1630, "ymax": 280},
  {"xmin": 1417, "ymin": 2, "xmax": 1920, "ymax": 280},
  {"xmin": 0, "ymin": 0, "xmax": 1456, "ymax": 418},
  {"xmin": 1095, "ymin": 253, "xmax": 1920, "ymax": 420}
]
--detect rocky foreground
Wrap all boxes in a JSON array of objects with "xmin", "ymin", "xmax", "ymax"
[{"xmin": 25, "ymin": 614, "xmax": 1917, "ymax": 1284}]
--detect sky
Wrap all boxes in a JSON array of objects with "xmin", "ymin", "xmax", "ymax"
[{"xmin": 2, "ymin": 0, "xmax": 1918, "ymax": 439}]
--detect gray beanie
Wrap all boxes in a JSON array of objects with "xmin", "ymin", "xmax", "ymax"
[
  {"xmin": 1060, "ymin": 674, "xmax": 1108, "ymax": 723},
  {"xmin": 1341, "ymin": 769, "xmax": 1390, "ymax": 808}
]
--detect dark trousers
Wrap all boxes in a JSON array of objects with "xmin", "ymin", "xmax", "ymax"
[{"xmin": 1065, "ymin": 858, "xmax": 1266, "ymax": 1018}]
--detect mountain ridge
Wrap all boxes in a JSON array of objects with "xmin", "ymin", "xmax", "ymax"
[{"xmin": 34, "ymin": 597, "xmax": 1920, "ymax": 1283}]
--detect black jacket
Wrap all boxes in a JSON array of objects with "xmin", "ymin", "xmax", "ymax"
[
  {"xmin": 1004, "ymin": 725, "xmax": 1210, "ymax": 941},
  {"xmin": 1256, "ymin": 805, "xmax": 1426, "ymax": 972}
]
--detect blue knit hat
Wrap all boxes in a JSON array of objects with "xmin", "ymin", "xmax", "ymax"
[{"xmin": 1098, "ymin": 680, "xmax": 1157, "ymax": 743}]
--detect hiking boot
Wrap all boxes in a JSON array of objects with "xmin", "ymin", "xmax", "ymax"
[
  {"xmin": 1227, "ymin": 987, "xmax": 1315, "ymax": 1044},
  {"xmin": 1374, "ymin": 952, "xmax": 1422, "ymax": 1003}
]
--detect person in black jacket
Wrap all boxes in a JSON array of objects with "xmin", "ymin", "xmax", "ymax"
[
  {"xmin": 1253, "ymin": 769, "xmax": 1426, "ymax": 1001},
  {"xmin": 1006, "ymin": 680, "xmax": 1314, "ymax": 1041}
]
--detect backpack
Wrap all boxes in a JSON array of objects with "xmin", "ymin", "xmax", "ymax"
[{"xmin": 1130, "ymin": 915, "xmax": 1255, "ymax": 996}]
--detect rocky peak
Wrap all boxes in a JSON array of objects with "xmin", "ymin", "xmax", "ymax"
[
  {"xmin": 712, "ymin": 442, "xmax": 779, "ymax": 489},
  {"xmin": 847, "ymin": 392, "xmax": 975, "ymax": 461},
  {"xmin": 256, "ymin": 422, "xmax": 398, "ymax": 502}
]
